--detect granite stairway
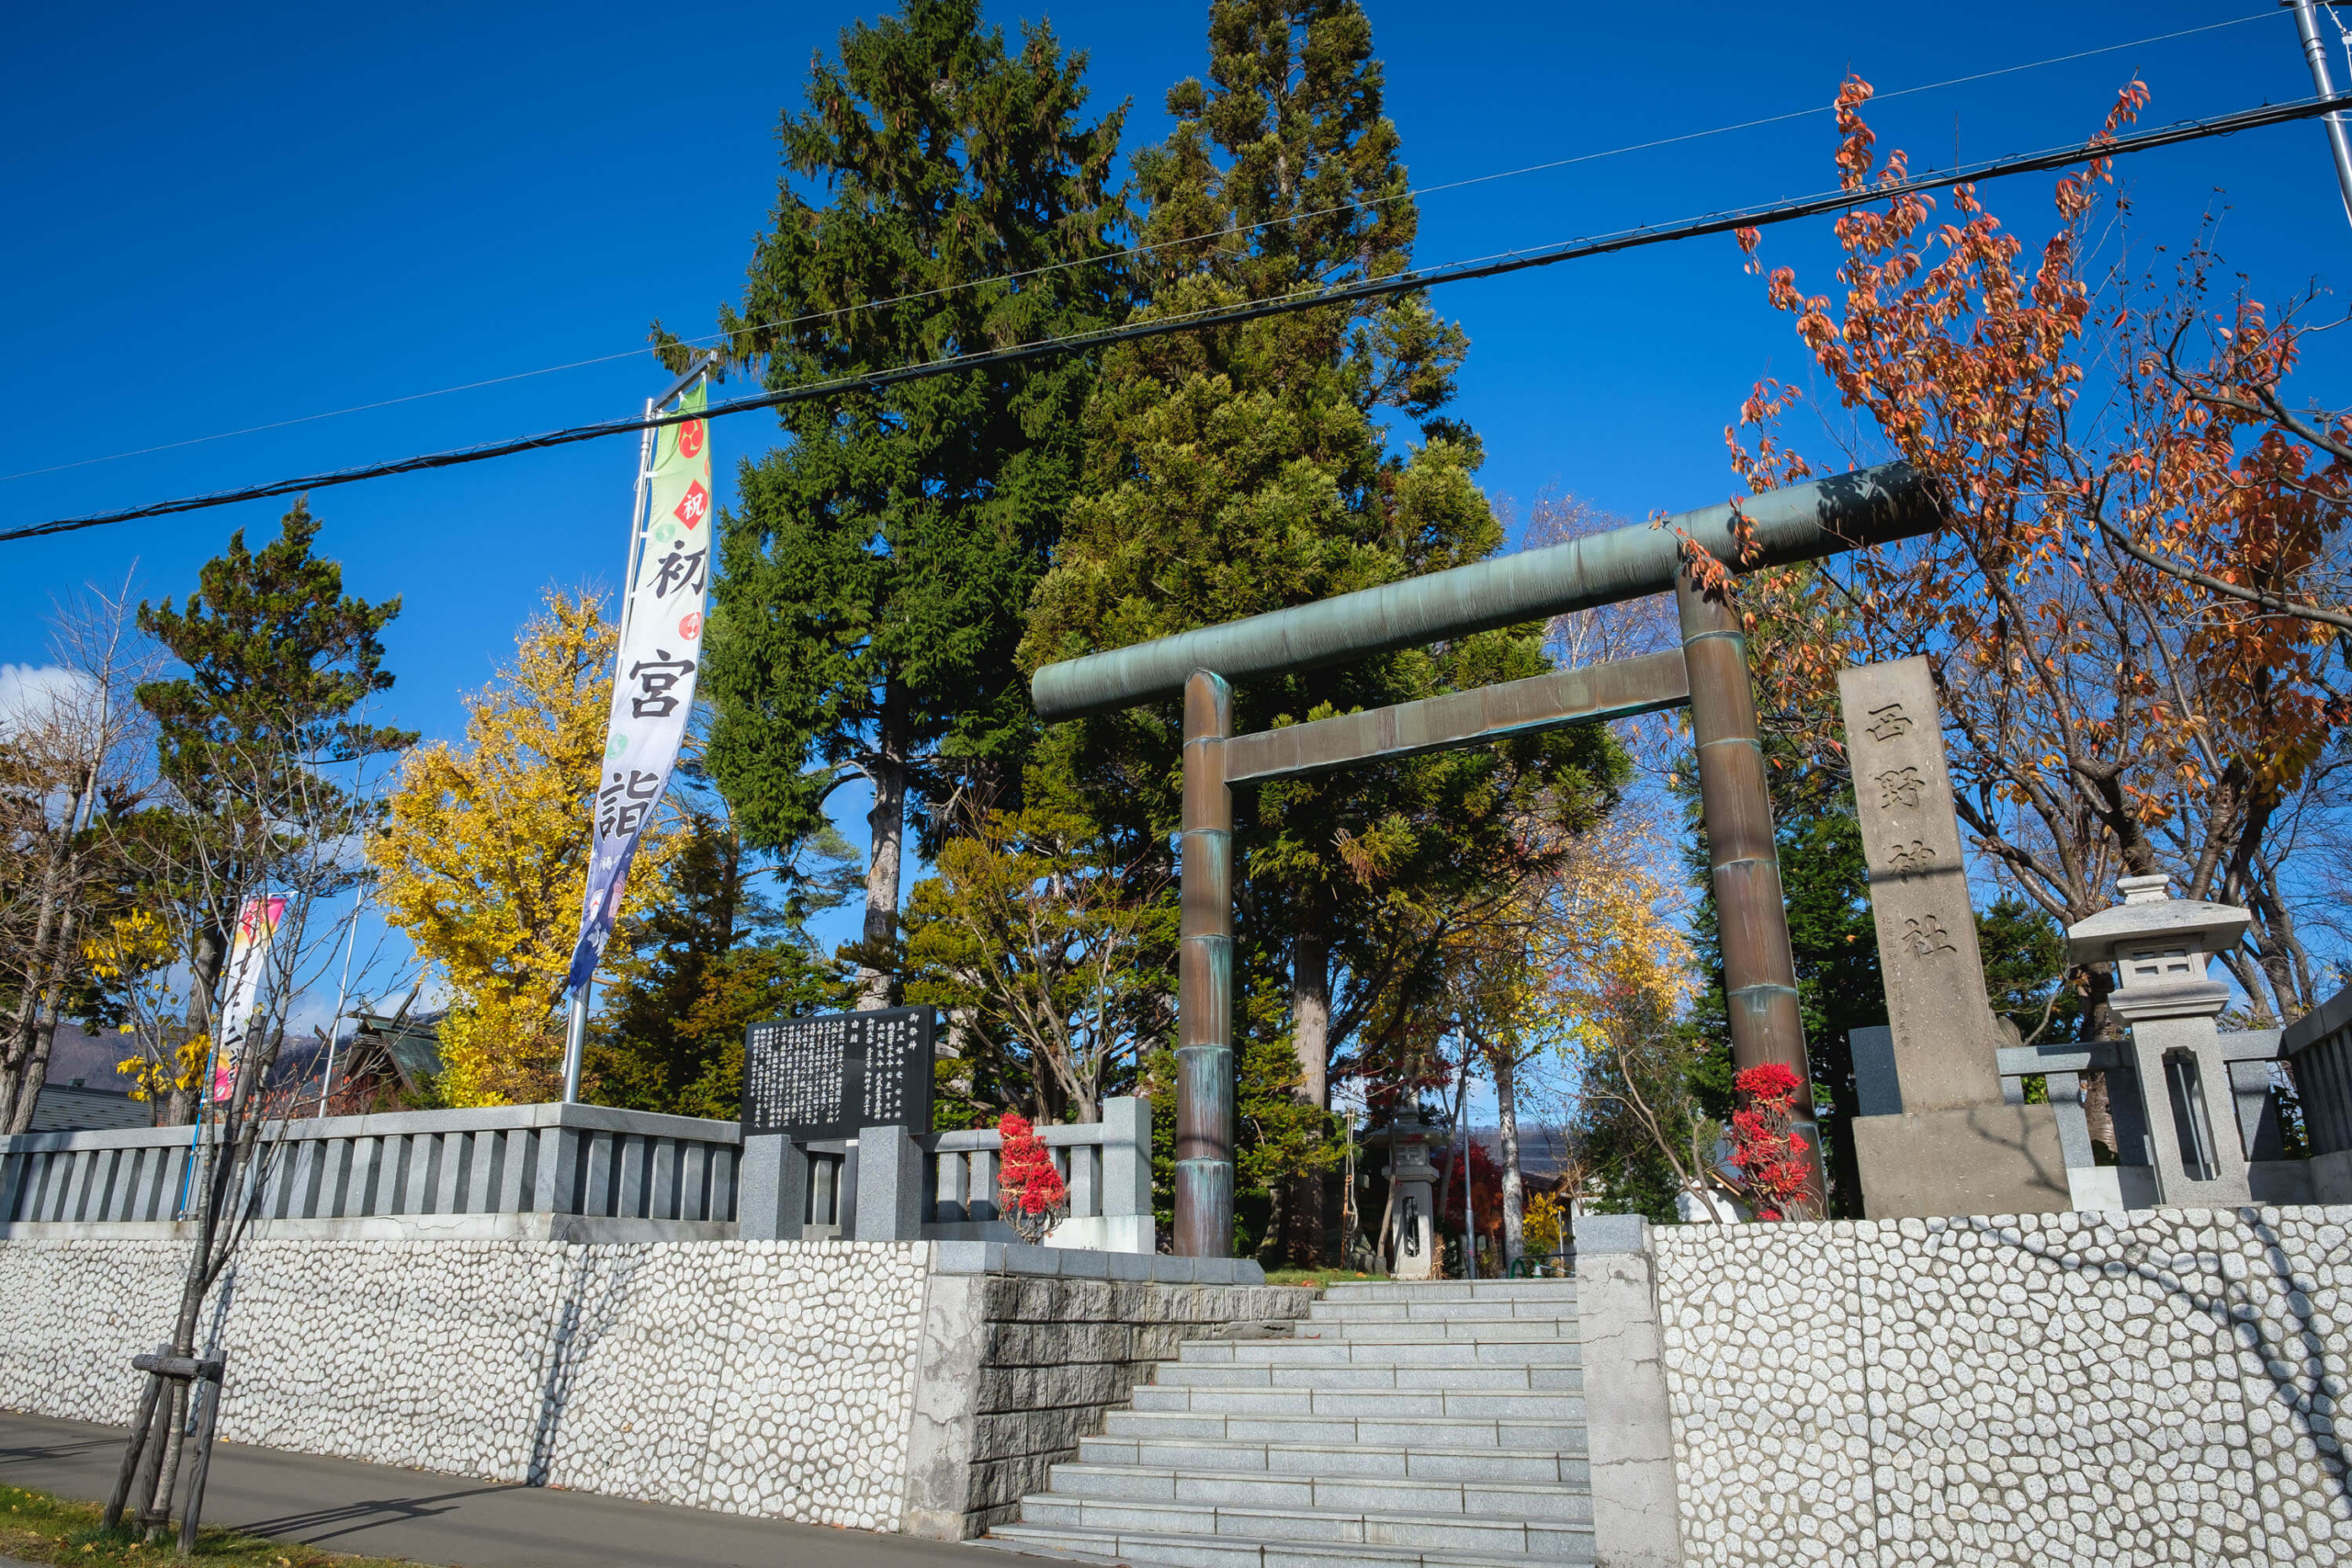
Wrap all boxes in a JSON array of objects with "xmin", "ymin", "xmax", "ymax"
[{"xmin": 980, "ymin": 1279, "xmax": 1590, "ymax": 1568}]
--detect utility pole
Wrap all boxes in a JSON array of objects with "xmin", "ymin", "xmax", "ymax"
[{"xmin": 2288, "ymin": 0, "xmax": 2352, "ymax": 227}]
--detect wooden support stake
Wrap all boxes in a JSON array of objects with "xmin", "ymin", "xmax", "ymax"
[
  {"xmin": 175, "ymin": 1352, "xmax": 227, "ymax": 1559},
  {"xmin": 103, "ymin": 1348, "xmax": 170, "ymax": 1530}
]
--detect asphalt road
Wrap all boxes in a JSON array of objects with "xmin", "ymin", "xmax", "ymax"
[{"xmin": 0, "ymin": 1413, "xmax": 1028, "ymax": 1568}]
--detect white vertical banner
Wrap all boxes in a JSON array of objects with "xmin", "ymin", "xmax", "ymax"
[
  {"xmin": 565, "ymin": 384, "xmax": 713, "ymax": 993},
  {"xmin": 209, "ymin": 894, "xmax": 285, "ymax": 1104}
]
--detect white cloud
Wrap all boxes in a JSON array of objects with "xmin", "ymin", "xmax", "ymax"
[{"xmin": 0, "ymin": 663, "xmax": 98, "ymax": 739}]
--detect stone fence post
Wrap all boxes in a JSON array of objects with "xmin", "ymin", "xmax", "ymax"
[
  {"xmin": 856, "ymin": 1125, "xmax": 926, "ymax": 1241},
  {"xmin": 1099, "ymin": 1096, "xmax": 1153, "ymax": 1253},
  {"xmin": 1574, "ymin": 1214, "xmax": 1685, "ymax": 1568}
]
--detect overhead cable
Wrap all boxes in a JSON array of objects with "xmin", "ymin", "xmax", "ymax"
[
  {"xmin": 1, "ymin": 10, "xmax": 2278, "ymax": 488},
  {"xmin": 9, "ymin": 89, "xmax": 2347, "ymax": 547}
]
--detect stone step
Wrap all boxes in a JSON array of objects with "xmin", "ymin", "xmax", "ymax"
[
  {"xmin": 1318, "ymin": 1281, "xmax": 1578, "ymax": 1304},
  {"xmin": 1181, "ymin": 1338, "xmax": 1582, "ymax": 1368},
  {"xmin": 1152, "ymin": 1361, "xmax": 1582, "ymax": 1393},
  {"xmin": 979, "ymin": 1522, "xmax": 1596, "ymax": 1568},
  {"xmin": 1011, "ymin": 1493, "xmax": 1596, "ymax": 1557},
  {"xmin": 1041, "ymin": 1462, "xmax": 1593, "ymax": 1523},
  {"xmin": 1131, "ymin": 1384, "xmax": 1585, "ymax": 1422},
  {"xmin": 1101, "ymin": 1408, "xmax": 1587, "ymax": 1451},
  {"xmin": 1077, "ymin": 1435, "xmax": 1588, "ymax": 1485},
  {"xmin": 1307, "ymin": 1301, "xmax": 1577, "ymax": 1325},
  {"xmin": 1295, "ymin": 1319, "xmax": 1578, "ymax": 1345}
]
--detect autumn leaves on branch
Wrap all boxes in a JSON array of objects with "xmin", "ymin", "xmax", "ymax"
[{"xmin": 1718, "ymin": 74, "xmax": 2350, "ymax": 1033}]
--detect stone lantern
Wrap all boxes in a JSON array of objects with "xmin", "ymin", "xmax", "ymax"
[
  {"xmin": 1363, "ymin": 1116, "xmax": 1442, "ymax": 1280},
  {"xmin": 2066, "ymin": 874, "xmax": 2254, "ymax": 1205}
]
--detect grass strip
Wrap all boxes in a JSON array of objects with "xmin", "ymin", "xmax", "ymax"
[
  {"xmin": 1259, "ymin": 1268, "xmax": 1388, "ymax": 1288},
  {"xmin": 0, "ymin": 1483, "xmax": 418, "ymax": 1568}
]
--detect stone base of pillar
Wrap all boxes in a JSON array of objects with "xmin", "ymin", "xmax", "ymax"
[
  {"xmin": 1850, "ymin": 1104, "xmax": 2071, "ymax": 1218},
  {"xmin": 2063, "ymin": 1162, "xmax": 2161, "ymax": 1213}
]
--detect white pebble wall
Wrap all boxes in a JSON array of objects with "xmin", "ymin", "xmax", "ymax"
[
  {"xmin": 0, "ymin": 1237, "xmax": 928, "ymax": 1531},
  {"xmin": 1655, "ymin": 1206, "xmax": 2352, "ymax": 1567}
]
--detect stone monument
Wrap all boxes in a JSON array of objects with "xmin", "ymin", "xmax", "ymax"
[
  {"xmin": 1837, "ymin": 657, "xmax": 2068, "ymax": 1217},
  {"xmin": 740, "ymin": 1007, "xmax": 935, "ymax": 1241}
]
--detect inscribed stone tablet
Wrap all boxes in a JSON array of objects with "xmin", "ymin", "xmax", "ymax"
[{"xmin": 742, "ymin": 1007, "xmax": 935, "ymax": 1137}]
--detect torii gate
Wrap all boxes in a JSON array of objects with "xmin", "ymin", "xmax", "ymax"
[{"xmin": 1029, "ymin": 466, "xmax": 1941, "ymax": 1256}]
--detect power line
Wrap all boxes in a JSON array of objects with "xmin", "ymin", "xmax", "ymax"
[
  {"xmin": 2, "ymin": 10, "xmax": 2279, "ymax": 489},
  {"xmin": 10, "ymin": 89, "xmax": 2346, "ymax": 548}
]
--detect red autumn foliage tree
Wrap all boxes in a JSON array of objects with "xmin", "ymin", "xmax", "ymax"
[
  {"xmin": 1728, "ymin": 1063, "xmax": 1814, "ymax": 1222},
  {"xmin": 1434, "ymin": 1133, "xmax": 1507, "ymax": 1269},
  {"xmin": 1724, "ymin": 76, "xmax": 2352, "ymax": 1060},
  {"xmin": 996, "ymin": 1111, "xmax": 1069, "ymax": 1244}
]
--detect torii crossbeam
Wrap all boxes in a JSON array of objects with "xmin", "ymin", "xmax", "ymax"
[{"xmin": 1030, "ymin": 465, "xmax": 1942, "ymax": 1255}]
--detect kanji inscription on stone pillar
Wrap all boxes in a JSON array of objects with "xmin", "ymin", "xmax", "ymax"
[{"xmin": 1837, "ymin": 657, "xmax": 2007, "ymax": 1111}]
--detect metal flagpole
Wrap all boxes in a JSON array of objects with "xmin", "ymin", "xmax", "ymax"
[
  {"xmin": 557, "ymin": 400, "xmax": 651, "ymax": 1104},
  {"xmin": 2289, "ymin": 0, "xmax": 2352, "ymax": 226},
  {"xmin": 1464, "ymin": 1126, "xmax": 1477, "ymax": 1280},
  {"xmin": 312, "ymin": 898, "xmax": 365, "ymax": 1117},
  {"xmin": 560, "ymin": 354, "xmax": 717, "ymax": 1105}
]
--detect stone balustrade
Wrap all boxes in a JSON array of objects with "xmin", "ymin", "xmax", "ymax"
[
  {"xmin": 8, "ymin": 1095, "xmax": 1165, "ymax": 1249},
  {"xmin": 2285, "ymin": 985, "xmax": 2352, "ymax": 1201},
  {"xmin": 0, "ymin": 1102, "xmax": 741, "ymax": 1243},
  {"xmin": 923, "ymin": 1097, "xmax": 1153, "ymax": 1252},
  {"xmin": 1991, "ymin": 1026, "xmax": 2352, "ymax": 1210},
  {"xmin": 742, "ymin": 1097, "xmax": 1156, "ymax": 1252}
]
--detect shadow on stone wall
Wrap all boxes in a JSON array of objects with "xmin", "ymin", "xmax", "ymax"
[
  {"xmin": 1929, "ymin": 1208, "xmax": 2351, "ymax": 1555},
  {"xmin": 1654, "ymin": 1205, "xmax": 2352, "ymax": 1565},
  {"xmin": 525, "ymin": 1247, "xmax": 604, "ymax": 1488}
]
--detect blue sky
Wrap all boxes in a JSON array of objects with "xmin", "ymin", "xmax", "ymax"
[{"xmin": 3, "ymin": 1, "xmax": 2345, "ymax": 1021}]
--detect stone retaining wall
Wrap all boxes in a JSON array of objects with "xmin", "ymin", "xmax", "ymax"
[
  {"xmin": 0, "ymin": 1236, "xmax": 925, "ymax": 1529},
  {"xmin": 1649, "ymin": 1206, "xmax": 2352, "ymax": 1567},
  {"xmin": 0, "ymin": 1235, "xmax": 1311, "ymax": 1536}
]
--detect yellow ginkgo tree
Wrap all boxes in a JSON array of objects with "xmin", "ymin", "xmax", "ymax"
[
  {"xmin": 1536, "ymin": 820, "xmax": 1758, "ymax": 1224},
  {"xmin": 1448, "ymin": 812, "xmax": 1696, "ymax": 1264},
  {"xmin": 370, "ymin": 590, "xmax": 677, "ymax": 1105},
  {"xmin": 84, "ymin": 908, "xmax": 207, "ymax": 1106}
]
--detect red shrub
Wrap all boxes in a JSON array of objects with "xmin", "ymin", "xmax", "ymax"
[
  {"xmin": 1730, "ymin": 1064, "xmax": 1814, "ymax": 1222},
  {"xmin": 997, "ymin": 1112, "xmax": 1069, "ymax": 1244}
]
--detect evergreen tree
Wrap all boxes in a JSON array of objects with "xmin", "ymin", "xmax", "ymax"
[
  {"xmin": 138, "ymin": 500, "xmax": 411, "ymax": 821},
  {"xmin": 590, "ymin": 803, "xmax": 855, "ymax": 1118},
  {"xmin": 1024, "ymin": 0, "xmax": 1622, "ymax": 1258},
  {"xmin": 1978, "ymin": 894, "xmax": 2080, "ymax": 1043},
  {"xmin": 673, "ymin": 0, "xmax": 1129, "ymax": 1010},
  {"xmin": 136, "ymin": 500, "xmax": 413, "ymax": 1119}
]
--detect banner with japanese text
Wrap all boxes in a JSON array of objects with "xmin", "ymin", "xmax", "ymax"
[
  {"xmin": 565, "ymin": 384, "xmax": 712, "ymax": 993},
  {"xmin": 209, "ymin": 894, "xmax": 285, "ymax": 1103}
]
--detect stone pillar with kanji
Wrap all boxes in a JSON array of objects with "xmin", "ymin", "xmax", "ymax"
[{"xmin": 1838, "ymin": 657, "xmax": 2070, "ymax": 1218}]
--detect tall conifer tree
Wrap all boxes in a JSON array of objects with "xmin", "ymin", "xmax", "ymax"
[
  {"xmin": 1024, "ymin": 0, "xmax": 1621, "ymax": 1258},
  {"xmin": 136, "ymin": 501, "xmax": 412, "ymax": 1054},
  {"xmin": 673, "ymin": 0, "xmax": 1129, "ymax": 1008}
]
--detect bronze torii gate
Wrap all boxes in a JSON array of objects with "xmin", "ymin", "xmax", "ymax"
[{"xmin": 1029, "ymin": 466, "xmax": 1940, "ymax": 1256}]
